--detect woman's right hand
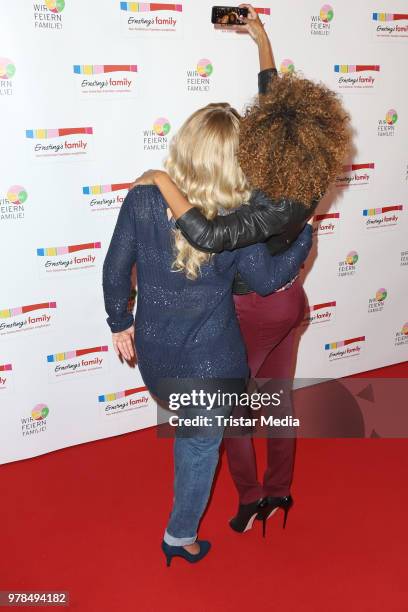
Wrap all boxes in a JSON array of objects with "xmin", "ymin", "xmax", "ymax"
[
  {"xmin": 239, "ymin": 4, "xmax": 267, "ymax": 43},
  {"xmin": 130, "ymin": 169, "xmax": 162, "ymax": 190},
  {"xmin": 112, "ymin": 325, "xmax": 135, "ymax": 361}
]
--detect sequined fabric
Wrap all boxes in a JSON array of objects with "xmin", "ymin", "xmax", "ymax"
[{"xmin": 102, "ymin": 186, "xmax": 312, "ymax": 397}]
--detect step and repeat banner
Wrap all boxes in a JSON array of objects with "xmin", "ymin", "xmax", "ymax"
[{"xmin": 0, "ymin": 1, "xmax": 407, "ymax": 463}]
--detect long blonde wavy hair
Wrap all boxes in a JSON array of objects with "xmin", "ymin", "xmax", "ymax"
[{"xmin": 165, "ymin": 103, "xmax": 251, "ymax": 280}]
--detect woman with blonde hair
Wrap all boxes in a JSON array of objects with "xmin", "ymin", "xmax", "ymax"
[{"xmin": 103, "ymin": 102, "xmax": 313, "ymax": 565}]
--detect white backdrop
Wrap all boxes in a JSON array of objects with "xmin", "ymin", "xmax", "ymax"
[{"xmin": 0, "ymin": 0, "xmax": 407, "ymax": 464}]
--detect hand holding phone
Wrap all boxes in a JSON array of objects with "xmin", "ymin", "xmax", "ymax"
[{"xmin": 211, "ymin": 6, "xmax": 249, "ymax": 26}]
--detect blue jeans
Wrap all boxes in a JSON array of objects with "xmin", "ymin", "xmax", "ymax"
[{"xmin": 163, "ymin": 406, "xmax": 232, "ymax": 546}]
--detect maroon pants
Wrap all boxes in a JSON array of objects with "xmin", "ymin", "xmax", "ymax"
[{"xmin": 225, "ymin": 279, "xmax": 305, "ymax": 504}]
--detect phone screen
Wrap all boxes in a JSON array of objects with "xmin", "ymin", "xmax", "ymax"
[{"xmin": 211, "ymin": 6, "xmax": 249, "ymax": 25}]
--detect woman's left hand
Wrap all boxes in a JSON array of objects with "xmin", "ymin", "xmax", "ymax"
[
  {"xmin": 112, "ymin": 325, "xmax": 135, "ymax": 361},
  {"xmin": 130, "ymin": 169, "xmax": 162, "ymax": 190}
]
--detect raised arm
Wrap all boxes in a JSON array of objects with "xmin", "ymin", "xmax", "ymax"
[
  {"xmin": 103, "ymin": 192, "xmax": 138, "ymax": 334},
  {"xmin": 235, "ymin": 224, "xmax": 313, "ymax": 296}
]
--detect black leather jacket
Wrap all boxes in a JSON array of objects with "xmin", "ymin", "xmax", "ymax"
[{"xmin": 174, "ymin": 68, "xmax": 318, "ymax": 294}]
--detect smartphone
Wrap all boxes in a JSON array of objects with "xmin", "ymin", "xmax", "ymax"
[{"xmin": 211, "ymin": 6, "xmax": 249, "ymax": 26}]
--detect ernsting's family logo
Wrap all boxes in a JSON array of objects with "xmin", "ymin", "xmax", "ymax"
[
  {"xmin": 21, "ymin": 404, "xmax": 49, "ymax": 438},
  {"xmin": 0, "ymin": 57, "xmax": 15, "ymax": 96},
  {"xmin": 333, "ymin": 64, "xmax": 380, "ymax": 91},
  {"xmin": 143, "ymin": 117, "xmax": 171, "ymax": 151},
  {"xmin": 336, "ymin": 163, "xmax": 375, "ymax": 188},
  {"xmin": 0, "ymin": 302, "xmax": 57, "ymax": 337},
  {"xmin": 378, "ymin": 109, "xmax": 398, "ymax": 136},
  {"xmin": 25, "ymin": 127, "xmax": 93, "ymax": 159},
  {"xmin": 325, "ymin": 336, "xmax": 365, "ymax": 361},
  {"xmin": 310, "ymin": 3, "xmax": 334, "ymax": 36},
  {"xmin": 302, "ymin": 301, "xmax": 336, "ymax": 326},
  {"xmin": 368, "ymin": 288, "xmax": 387, "ymax": 313},
  {"xmin": 33, "ymin": 1, "xmax": 65, "ymax": 30},
  {"xmin": 82, "ymin": 182, "xmax": 131, "ymax": 212},
  {"xmin": 36, "ymin": 241, "xmax": 102, "ymax": 276},
  {"xmin": 0, "ymin": 363, "xmax": 13, "ymax": 392},
  {"xmin": 362, "ymin": 205, "xmax": 402, "ymax": 230},
  {"xmin": 338, "ymin": 250, "xmax": 358, "ymax": 277},
  {"xmin": 187, "ymin": 59, "xmax": 213, "ymax": 92},
  {"xmin": 120, "ymin": 2, "xmax": 183, "ymax": 37},
  {"xmin": 47, "ymin": 345, "xmax": 108, "ymax": 382},
  {"xmin": 0, "ymin": 185, "xmax": 28, "ymax": 221},
  {"xmin": 395, "ymin": 323, "xmax": 408, "ymax": 347},
  {"xmin": 372, "ymin": 12, "xmax": 408, "ymax": 39},
  {"xmin": 312, "ymin": 212, "xmax": 340, "ymax": 237},
  {"xmin": 98, "ymin": 386, "xmax": 150, "ymax": 418},
  {"xmin": 73, "ymin": 65, "xmax": 138, "ymax": 98}
]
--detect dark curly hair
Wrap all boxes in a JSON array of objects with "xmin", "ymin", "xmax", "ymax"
[{"xmin": 238, "ymin": 73, "xmax": 351, "ymax": 206}]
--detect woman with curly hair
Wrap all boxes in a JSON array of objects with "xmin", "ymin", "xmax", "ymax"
[{"xmin": 132, "ymin": 5, "xmax": 351, "ymax": 535}]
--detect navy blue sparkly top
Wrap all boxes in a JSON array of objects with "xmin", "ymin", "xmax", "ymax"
[{"xmin": 103, "ymin": 186, "xmax": 312, "ymax": 396}]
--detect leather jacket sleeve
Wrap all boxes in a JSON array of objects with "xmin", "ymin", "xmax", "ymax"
[{"xmin": 175, "ymin": 190, "xmax": 314, "ymax": 254}]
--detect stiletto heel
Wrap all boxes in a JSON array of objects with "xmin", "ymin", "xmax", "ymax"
[
  {"xmin": 161, "ymin": 540, "xmax": 211, "ymax": 566},
  {"xmin": 282, "ymin": 505, "xmax": 290, "ymax": 529},
  {"xmin": 256, "ymin": 495, "xmax": 293, "ymax": 534},
  {"xmin": 229, "ymin": 498, "xmax": 268, "ymax": 533}
]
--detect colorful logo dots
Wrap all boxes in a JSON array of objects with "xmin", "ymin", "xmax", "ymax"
[
  {"xmin": 32, "ymin": 404, "xmax": 49, "ymax": 420},
  {"xmin": 280, "ymin": 59, "xmax": 295, "ymax": 74},
  {"xmin": 375, "ymin": 288, "xmax": 387, "ymax": 302},
  {"xmin": 0, "ymin": 58, "xmax": 16, "ymax": 80},
  {"xmin": 153, "ymin": 117, "xmax": 171, "ymax": 137},
  {"xmin": 7, "ymin": 185, "xmax": 28, "ymax": 205},
  {"xmin": 197, "ymin": 59, "xmax": 213, "ymax": 77},
  {"xmin": 386, "ymin": 109, "xmax": 398, "ymax": 125},
  {"xmin": 320, "ymin": 4, "xmax": 334, "ymax": 22},
  {"xmin": 346, "ymin": 251, "xmax": 358, "ymax": 265},
  {"xmin": 402, "ymin": 323, "xmax": 408, "ymax": 336},
  {"xmin": 45, "ymin": 0, "xmax": 65, "ymax": 12}
]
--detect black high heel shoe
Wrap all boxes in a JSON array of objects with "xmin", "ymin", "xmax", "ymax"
[
  {"xmin": 256, "ymin": 495, "xmax": 293, "ymax": 537},
  {"xmin": 229, "ymin": 498, "xmax": 268, "ymax": 533},
  {"xmin": 161, "ymin": 540, "xmax": 211, "ymax": 566}
]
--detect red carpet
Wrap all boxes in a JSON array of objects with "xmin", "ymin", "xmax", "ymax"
[{"xmin": 1, "ymin": 362, "xmax": 407, "ymax": 611}]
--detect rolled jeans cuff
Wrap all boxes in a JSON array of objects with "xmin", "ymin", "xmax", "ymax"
[{"xmin": 163, "ymin": 529, "xmax": 197, "ymax": 547}]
